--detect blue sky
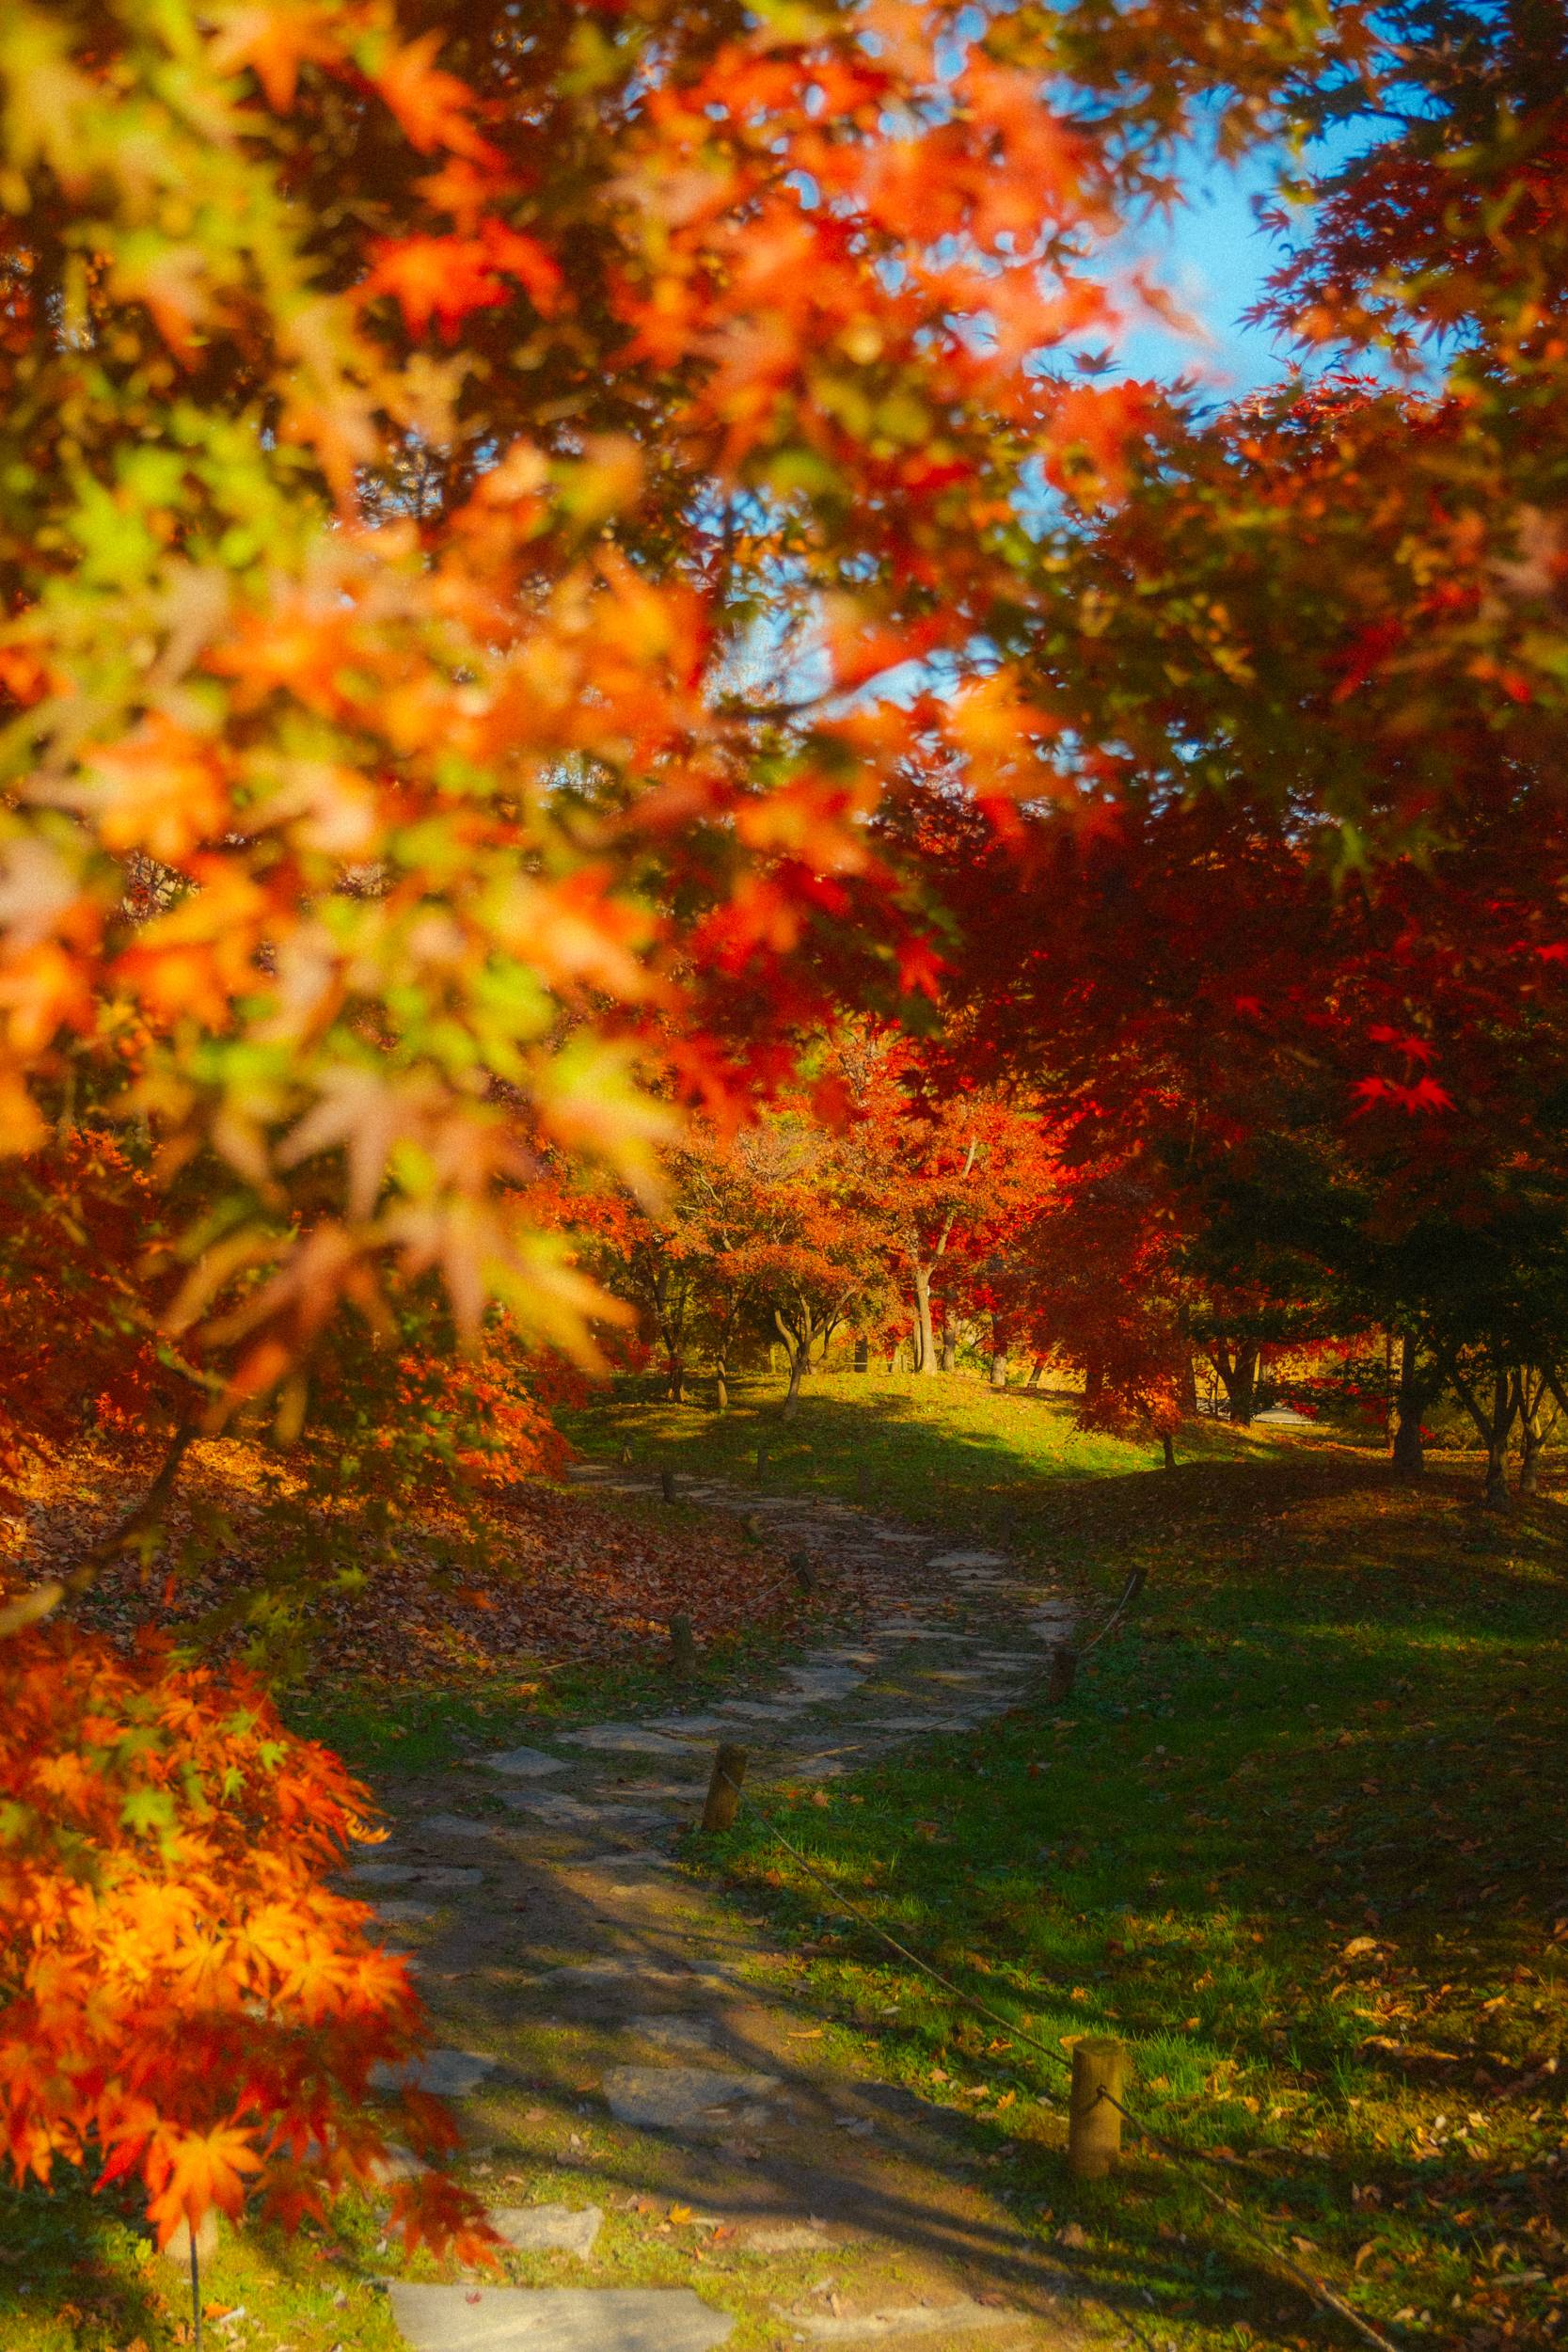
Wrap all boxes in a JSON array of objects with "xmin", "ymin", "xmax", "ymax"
[{"xmin": 1109, "ymin": 151, "xmax": 1303, "ymax": 393}]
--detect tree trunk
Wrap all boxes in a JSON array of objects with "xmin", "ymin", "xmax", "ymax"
[
  {"xmin": 1515, "ymin": 1368, "xmax": 1558, "ymax": 1495},
  {"xmin": 777, "ymin": 1309, "xmax": 811, "ymax": 1416},
  {"xmin": 1179, "ymin": 1356, "xmax": 1198, "ymax": 1416},
  {"xmin": 0, "ymin": 1421, "xmax": 198, "ymax": 1638},
  {"xmin": 853, "ymin": 1335, "xmax": 868, "ymax": 1374},
  {"xmin": 1212, "ymin": 1342, "xmax": 1259, "ymax": 1425},
  {"xmin": 911, "ymin": 1263, "xmax": 937, "ymax": 1375},
  {"xmin": 941, "ymin": 1323, "xmax": 957, "ymax": 1375},
  {"xmin": 1026, "ymin": 1357, "xmax": 1043, "ymax": 1389},
  {"xmin": 1391, "ymin": 1332, "xmax": 1426, "ymax": 1480},
  {"xmin": 666, "ymin": 1355, "xmax": 686, "ymax": 1403},
  {"xmin": 990, "ymin": 1346, "xmax": 1008, "ymax": 1390},
  {"xmin": 714, "ymin": 1359, "xmax": 729, "ymax": 1413},
  {"xmin": 1162, "ymin": 1431, "xmax": 1176, "ymax": 1470},
  {"xmin": 1481, "ymin": 1370, "xmax": 1517, "ymax": 1510}
]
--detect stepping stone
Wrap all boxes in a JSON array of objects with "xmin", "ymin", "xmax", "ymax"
[
  {"xmin": 372, "ymin": 2048, "xmax": 498, "ymax": 2098},
  {"xmin": 419, "ymin": 1814, "xmax": 503, "ymax": 1842},
  {"xmin": 783, "ymin": 1669, "xmax": 865, "ymax": 1703},
  {"xmin": 630, "ymin": 2016, "xmax": 718, "ymax": 2054},
  {"xmin": 545, "ymin": 1961, "xmax": 707, "ymax": 1992},
  {"xmin": 714, "ymin": 1698, "xmax": 810, "ymax": 1722},
  {"xmin": 926, "ymin": 1552, "xmax": 1009, "ymax": 1569},
  {"xmin": 486, "ymin": 1746, "xmax": 570, "ymax": 1778},
  {"xmin": 603, "ymin": 2066, "xmax": 777, "ymax": 2133},
  {"xmin": 788, "ymin": 2303, "xmax": 1022, "ymax": 2342},
  {"xmin": 610, "ymin": 1780, "xmax": 706, "ymax": 1802},
  {"xmin": 412, "ymin": 1866, "xmax": 486, "ymax": 1890},
  {"xmin": 376, "ymin": 1900, "xmax": 439, "ymax": 1926},
  {"xmin": 388, "ymin": 2285, "xmax": 734, "ymax": 2352},
  {"xmin": 347, "ymin": 1861, "xmax": 417, "ymax": 1886},
  {"xmin": 571, "ymin": 1848, "xmax": 675, "ymax": 1873},
  {"xmin": 863, "ymin": 1715, "xmax": 944, "ymax": 1733},
  {"xmin": 502, "ymin": 1792, "xmax": 674, "ymax": 1834},
  {"xmin": 643, "ymin": 1714, "xmax": 728, "ymax": 1738},
  {"xmin": 559, "ymin": 1725, "xmax": 701, "ymax": 1758},
  {"xmin": 490, "ymin": 2203, "xmax": 604, "ymax": 2257},
  {"xmin": 741, "ymin": 2222, "xmax": 836, "ymax": 2253}
]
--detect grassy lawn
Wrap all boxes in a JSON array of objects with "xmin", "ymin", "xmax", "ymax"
[
  {"xmin": 663, "ymin": 1411, "xmax": 1565, "ymax": 2352},
  {"xmin": 555, "ymin": 1367, "xmax": 1291, "ymax": 1561},
  {"xmin": 4, "ymin": 1376, "xmax": 1558, "ymax": 2352}
]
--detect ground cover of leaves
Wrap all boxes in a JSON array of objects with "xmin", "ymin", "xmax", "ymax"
[{"xmin": 7, "ymin": 1435, "xmax": 800, "ymax": 1724}]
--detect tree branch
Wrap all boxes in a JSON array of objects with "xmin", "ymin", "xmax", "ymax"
[{"xmin": 0, "ymin": 1422, "xmax": 198, "ymax": 1642}]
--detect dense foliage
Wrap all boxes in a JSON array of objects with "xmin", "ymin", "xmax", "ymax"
[{"xmin": 2, "ymin": 0, "xmax": 1565, "ymax": 2268}]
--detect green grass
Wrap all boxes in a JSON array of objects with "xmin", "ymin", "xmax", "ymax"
[
  {"xmin": 289, "ymin": 1605, "xmax": 807, "ymax": 1780},
  {"xmin": 7, "ymin": 1375, "xmax": 1556, "ymax": 2352},
  {"xmin": 555, "ymin": 1367, "xmax": 1287, "ymax": 1556},
  {"xmin": 684, "ymin": 1437, "xmax": 1567, "ymax": 2352}
]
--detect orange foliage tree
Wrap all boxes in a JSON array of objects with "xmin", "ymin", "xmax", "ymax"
[
  {"xmin": 0, "ymin": 0, "xmax": 1171, "ymax": 2256},
  {"xmin": 12, "ymin": 0, "xmax": 1557, "ymax": 2263}
]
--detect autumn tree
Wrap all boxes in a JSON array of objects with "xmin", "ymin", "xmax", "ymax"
[
  {"xmin": 826, "ymin": 1032, "xmax": 1056, "ymax": 1378},
  {"xmin": 0, "ymin": 0, "xmax": 1177, "ymax": 2254},
  {"xmin": 8, "ymin": 0, "xmax": 1567, "ymax": 2257}
]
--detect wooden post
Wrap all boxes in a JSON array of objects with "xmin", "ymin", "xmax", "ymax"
[
  {"xmin": 1068, "ymin": 2037, "xmax": 1127, "ymax": 2179},
  {"xmin": 1048, "ymin": 1645, "xmax": 1077, "ymax": 1701},
  {"xmin": 669, "ymin": 1613, "xmax": 696, "ymax": 1677},
  {"xmin": 703, "ymin": 1743, "xmax": 748, "ymax": 1832},
  {"xmin": 660, "ymin": 1464, "xmax": 677, "ymax": 1502},
  {"xmin": 789, "ymin": 1549, "xmax": 817, "ymax": 1594}
]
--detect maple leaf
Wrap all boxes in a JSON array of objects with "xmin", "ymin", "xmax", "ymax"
[
  {"xmin": 370, "ymin": 32, "xmax": 494, "ymax": 161},
  {"xmin": 364, "ymin": 236, "xmax": 511, "ymax": 341},
  {"xmin": 208, "ymin": 4, "xmax": 344, "ymax": 110},
  {"xmin": 146, "ymin": 2124, "xmax": 265, "ymax": 2242}
]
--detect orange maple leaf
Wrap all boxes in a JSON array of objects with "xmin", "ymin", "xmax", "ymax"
[
  {"xmin": 372, "ymin": 33, "xmax": 494, "ymax": 160},
  {"xmin": 146, "ymin": 2123, "xmax": 263, "ymax": 2244},
  {"xmin": 208, "ymin": 4, "xmax": 345, "ymax": 111}
]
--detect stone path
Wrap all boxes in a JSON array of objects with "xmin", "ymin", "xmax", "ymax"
[{"xmin": 352, "ymin": 1464, "xmax": 1092, "ymax": 2352}]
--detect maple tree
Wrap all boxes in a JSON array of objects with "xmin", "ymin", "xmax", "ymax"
[
  {"xmin": 5, "ymin": 0, "xmax": 1567, "ymax": 2265},
  {"xmin": 885, "ymin": 0, "xmax": 1568, "ymax": 1487},
  {"xmin": 0, "ymin": 0, "xmax": 1169, "ymax": 2249},
  {"xmin": 830, "ymin": 1033, "xmax": 1056, "ymax": 1382},
  {"xmin": 0, "ymin": 1620, "xmax": 488, "ymax": 2258}
]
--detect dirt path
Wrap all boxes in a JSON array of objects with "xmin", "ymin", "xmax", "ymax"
[{"xmin": 353, "ymin": 1466, "xmax": 1102, "ymax": 2352}]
